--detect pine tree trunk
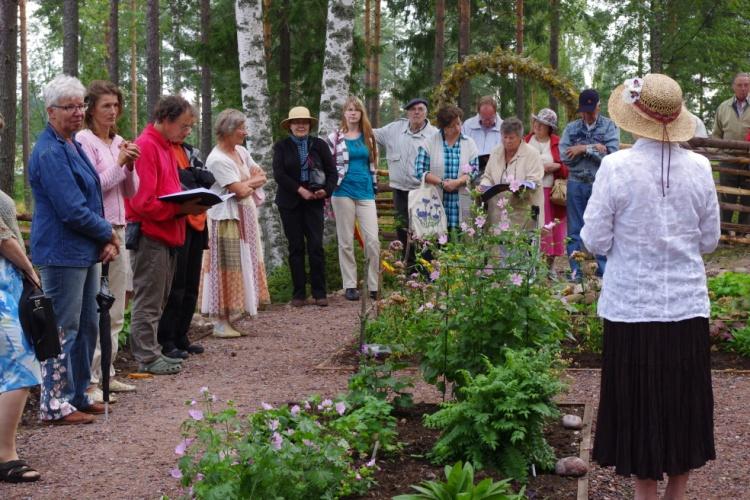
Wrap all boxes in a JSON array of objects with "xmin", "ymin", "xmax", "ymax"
[
  {"xmin": 364, "ymin": 0, "xmax": 371, "ymax": 110},
  {"xmin": 649, "ymin": 0, "xmax": 663, "ymax": 73},
  {"xmin": 107, "ymin": 0, "xmax": 120, "ymax": 85},
  {"xmin": 279, "ymin": 0, "xmax": 290, "ymax": 115},
  {"xmin": 146, "ymin": 0, "xmax": 161, "ymax": 118},
  {"xmin": 235, "ymin": 0, "xmax": 284, "ymax": 268},
  {"xmin": 433, "ymin": 0, "xmax": 445, "ymax": 85},
  {"xmin": 369, "ymin": 0, "xmax": 380, "ymax": 126},
  {"xmin": 130, "ymin": 0, "xmax": 139, "ymax": 136},
  {"xmin": 170, "ymin": 0, "xmax": 182, "ymax": 93},
  {"xmin": 0, "ymin": 0, "xmax": 18, "ymax": 196},
  {"xmin": 62, "ymin": 0, "xmax": 78, "ymax": 76},
  {"xmin": 262, "ymin": 0, "xmax": 271, "ymax": 63},
  {"xmin": 318, "ymin": 0, "xmax": 356, "ymax": 136},
  {"xmin": 458, "ymin": 0, "xmax": 471, "ymax": 112},
  {"xmin": 200, "ymin": 0, "xmax": 212, "ymax": 159},
  {"xmin": 548, "ymin": 0, "xmax": 559, "ymax": 113},
  {"xmin": 20, "ymin": 0, "xmax": 31, "ymax": 208},
  {"xmin": 514, "ymin": 0, "xmax": 524, "ymax": 121}
]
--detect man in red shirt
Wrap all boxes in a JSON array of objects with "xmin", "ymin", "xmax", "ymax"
[{"xmin": 126, "ymin": 96, "xmax": 207, "ymax": 374}]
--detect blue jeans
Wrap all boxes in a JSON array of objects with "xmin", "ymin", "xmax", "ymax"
[
  {"xmin": 38, "ymin": 264, "xmax": 101, "ymax": 420},
  {"xmin": 566, "ymin": 180, "xmax": 606, "ymax": 279}
]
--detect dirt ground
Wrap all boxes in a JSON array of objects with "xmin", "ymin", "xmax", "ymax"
[{"xmin": 3, "ymin": 246, "xmax": 750, "ymax": 499}]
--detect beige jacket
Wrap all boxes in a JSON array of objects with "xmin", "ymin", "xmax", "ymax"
[
  {"xmin": 712, "ymin": 97, "xmax": 750, "ymax": 143},
  {"xmin": 480, "ymin": 141, "xmax": 544, "ymax": 230}
]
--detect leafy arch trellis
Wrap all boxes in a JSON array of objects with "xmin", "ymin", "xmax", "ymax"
[{"xmin": 432, "ymin": 48, "xmax": 580, "ymax": 119}]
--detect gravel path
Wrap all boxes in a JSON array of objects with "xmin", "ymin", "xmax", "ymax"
[{"xmin": 2, "ymin": 294, "xmax": 749, "ymax": 499}]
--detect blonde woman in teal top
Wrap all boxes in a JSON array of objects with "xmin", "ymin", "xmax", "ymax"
[{"xmin": 326, "ymin": 96, "xmax": 380, "ymax": 301}]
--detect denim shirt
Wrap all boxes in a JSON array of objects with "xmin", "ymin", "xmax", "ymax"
[
  {"xmin": 29, "ymin": 124, "xmax": 112, "ymax": 267},
  {"xmin": 559, "ymin": 115, "xmax": 619, "ymax": 184}
]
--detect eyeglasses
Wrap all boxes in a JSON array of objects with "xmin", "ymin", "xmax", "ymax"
[{"xmin": 51, "ymin": 104, "xmax": 87, "ymax": 113}]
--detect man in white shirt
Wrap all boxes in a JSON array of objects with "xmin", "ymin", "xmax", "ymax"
[
  {"xmin": 461, "ymin": 96, "xmax": 503, "ymax": 171},
  {"xmin": 373, "ymin": 98, "xmax": 437, "ymax": 263}
]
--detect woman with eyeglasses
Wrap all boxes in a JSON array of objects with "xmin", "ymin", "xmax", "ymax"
[{"xmin": 29, "ymin": 75, "xmax": 120, "ymax": 425}]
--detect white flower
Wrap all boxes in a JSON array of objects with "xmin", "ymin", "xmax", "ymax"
[{"xmin": 622, "ymin": 77, "xmax": 643, "ymax": 104}]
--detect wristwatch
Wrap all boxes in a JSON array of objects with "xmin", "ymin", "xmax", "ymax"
[{"xmin": 439, "ymin": 180, "xmax": 445, "ymax": 189}]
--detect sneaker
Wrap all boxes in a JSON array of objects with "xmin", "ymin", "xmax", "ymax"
[
  {"xmin": 85, "ymin": 387, "xmax": 117, "ymax": 404},
  {"xmin": 163, "ymin": 347, "xmax": 189, "ymax": 359},
  {"xmin": 344, "ymin": 288, "xmax": 360, "ymax": 301},
  {"xmin": 213, "ymin": 320, "xmax": 242, "ymax": 338},
  {"xmin": 109, "ymin": 379, "xmax": 136, "ymax": 392}
]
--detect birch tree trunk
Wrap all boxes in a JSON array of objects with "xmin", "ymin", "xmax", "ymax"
[
  {"xmin": 235, "ymin": 0, "xmax": 284, "ymax": 268},
  {"xmin": 146, "ymin": 0, "xmax": 161, "ymax": 118},
  {"xmin": 317, "ymin": 0, "xmax": 356, "ymax": 137},
  {"xmin": 107, "ymin": 0, "xmax": 120, "ymax": 85},
  {"xmin": 62, "ymin": 0, "xmax": 78, "ymax": 76},
  {"xmin": 200, "ymin": 0, "xmax": 212, "ymax": 159},
  {"xmin": 368, "ymin": 0, "xmax": 380, "ymax": 127},
  {"xmin": 0, "ymin": 0, "xmax": 18, "ymax": 196},
  {"xmin": 20, "ymin": 0, "xmax": 31, "ymax": 208}
]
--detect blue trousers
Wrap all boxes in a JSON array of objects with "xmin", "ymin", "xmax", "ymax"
[{"xmin": 566, "ymin": 180, "xmax": 606, "ymax": 278}]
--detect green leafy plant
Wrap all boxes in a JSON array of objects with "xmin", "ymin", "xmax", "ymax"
[
  {"xmin": 393, "ymin": 461, "xmax": 524, "ymax": 500},
  {"xmin": 424, "ymin": 350, "xmax": 565, "ymax": 483},
  {"xmin": 729, "ymin": 324, "xmax": 750, "ymax": 358},
  {"xmin": 347, "ymin": 358, "xmax": 414, "ymax": 410},
  {"xmin": 708, "ymin": 272, "xmax": 750, "ymax": 320},
  {"xmin": 171, "ymin": 389, "xmax": 395, "ymax": 499}
]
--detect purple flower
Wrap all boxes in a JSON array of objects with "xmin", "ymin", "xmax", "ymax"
[
  {"xmin": 261, "ymin": 402, "xmax": 273, "ymax": 410},
  {"xmin": 389, "ymin": 240, "xmax": 404, "ymax": 252},
  {"xmin": 366, "ymin": 458, "xmax": 376, "ymax": 467},
  {"xmin": 438, "ymin": 233, "xmax": 448, "ymax": 245},
  {"xmin": 460, "ymin": 163, "xmax": 474, "ymax": 174},
  {"xmin": 335, "ymin": 402, "xmax": 346, "ymax": 416},
  {"xmin": 510, "ymin": 273, "xmax": 523, "ymax": 286},
  {"xmin": 302, "ymin": 439, "xmax": 314, "ymax": 447},
  {"xmin": 304, "ymin": 400, "xmax": 311, "ymax": 410},
  {"xmin": 290, "ymin": 404, "xmax": 301, "ymax": 416},
  {"xmin": 429, "ymin": 270, "xmax": 440, "ymax": 281},
  {"xmin": 317, "ymin": 398, "xmax": 333, "ymax": 411},
  {"xmin": 175, "ymin": 438, "xmax": 194, "ymax": 456},
  {"xmin": 199, "ymin": 386, "xmax": 209, "ymax": 395},
  {"xmin": 460, "ymin": 221, "xmax": 469, "ymax": 232},
  {"xmin": 496, "ymin": 197, "xmax": 507, "ymax": 209},
  {"xmin": 170, "ymin": 468, "xmax": 183, "ymax": 479},
  {"xmin": 196, "ymin": 473, "xmax": 204, "ymax": 481},
  {"xmin": 466, "ymin": 227, "xmax": 476, "ymax": 237},
  {"xmin": 269, "ymin": 419, "xmax": 280, "ymax": 431},
  {"xmin": 424, "ymin": 302, "xmax": 434, "ymax": 310},
  {"xmin": 188, "ymin": 408, "xmax": 204, "ymax": 421},
  {"xmin": 271, "ymin": 432, "xmax": 283, "ymax": 450},
  {"xmin": 474, "ymin": 216, "xmax": 486, "ymax": 228},
  {"xmin": 509, "ymin": 179, "xmax": 522, "ymax": 192},
  {"xmin": 543, "ymin": 221, "xmax": 557, "ymax": 231}
]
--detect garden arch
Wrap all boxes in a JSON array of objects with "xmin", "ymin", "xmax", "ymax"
[{"xmin": 432, "ymin": 47, "xmax": 580, "ymax": 119}]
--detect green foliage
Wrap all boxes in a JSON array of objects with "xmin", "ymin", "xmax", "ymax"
[
  {"xmin": 118, "ymin": 304, "xmax": 131, "ymax": 349},
  {"xmin": 729, "ymin": 324, "xmax": 750, "ymax": 358},
  {"xmin": 346, "ymin": 358, "xmax": 414, "ymax": 410},
  {"xmin": 393, "ymin": 461, "xmax": 524, "ymax": 500},
  {"xmin": 569, "ymin": 302, "xmax": 603, "ymax": 354},
  {"xmin": 174, "ymin": 390, "xmax": 395, "ymax": 500},
  {"xmin": 424, "ymin": 351, "xmax": 565, "ymax": 483}
]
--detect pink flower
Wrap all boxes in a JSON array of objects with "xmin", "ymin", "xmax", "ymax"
[
  {"xmin": 196, "ymin": 473, "xmax": 204, "ymax": 481},
  {"xmin": 543, "ymin": 221, "xmax": 557, "ymax": 230},
  {"xmin": 170, "ymin": 468, "xmax": 182, "ymax": 479},
  {"xmin": 466, "ymin": 227, "xmax": 476, "ymax": 237},
  {"xmin": 438, "ymin": 233, "xmax": 448, "ymax": 245},
  {"xmin": 509, "ymin": 179, "xmax": 522, "ymax": 192},
  {"xmin": 199, "ymin": 386, "xmax": 209, "ymax": 395},
  {"xmin": 424, "ymin": 302, "xmax": 434, "ymax": 310},
  {"xmin": 261, "ymin": 402, "xmax": 273, "ymax": 410},
  {"xmin": 304, "ymin": 400, "xmax": 311, "ymax": 410},
  {"xmin": 366, "ymin": 458, "xmax": 376, "ymax": 467},
  {"xmin": 335, "ymin": 402, "xmax": 346, "ymax": 416},
  {"xmin": 498, "ymin": 220, "xmax": 510, "ymax": 232},
  {"xmin": 510, "ymin": 273, "xmax": 523, "ymax": 286},
  {"xmin": 429, "ymin": 270, "xmax": 440, "ymax": 281},
  {"xmin": 269, "ymin": 419, "xmax": 280, "ymax": 431},
  {"xmin": 190, "ymin": 399, "xmax": 197, "ymax": 406},
  {"xmin": 355, "ymin": 472, "xmax": 362, "ymax": 480},
  {"xmin": 460, "ymin": 221, "xmax": 469, "ymax": 232},
  {"xmin": 496, "ymin": 197, "xmax": 507, "ymax": 209},
  {"xmin": 460, "ymin": 163, "xmax": 474, "ymax": 174},
  {"xmin": 271, "ymin": 432, "xmax": 283, "ymax": 450},
  {"xmin": 188, "ymin": 408, "xmax": 204, "ymax": 421},
  {"xmin": 302, "ymin": 439, "xmax": 314, "ymax": 447},
  {"xmin": 474, "ymin": 216, "xmax": 486, "ymax": 228},
  {"xmin": 290, "ymin": 404, "xmax": 301, "ymax": 416},
  {"xmin": 175, "ymin": 438, "xmax": 194, "ymax": 456}
]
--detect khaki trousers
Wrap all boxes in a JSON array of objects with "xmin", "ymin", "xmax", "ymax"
[{"xmin": 331, "ymin": 197, "xmax": 380, "ymax": 292}]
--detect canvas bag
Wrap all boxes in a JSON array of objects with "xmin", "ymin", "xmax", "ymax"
[
  {"xmin": 550, "ymin": 178, "xmax": 567, "ymax": 207},
  {"xmin": 408, "ymin": 175, "xmax": 448, "ymax": 239}
]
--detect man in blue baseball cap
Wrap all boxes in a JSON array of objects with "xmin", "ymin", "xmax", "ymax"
[{"xmin": 559, "ymin": 88, "xmax": 620, "ymax": 280}]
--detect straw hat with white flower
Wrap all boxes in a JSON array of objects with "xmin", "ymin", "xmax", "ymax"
[{"xmin": 608, "ymin": 73, "xmax": 695, "ymax": 142}]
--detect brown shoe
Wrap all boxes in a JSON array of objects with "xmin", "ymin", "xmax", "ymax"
[
  {"xmin": 315, "ymin": 297, "xmax": 328, "ymax": 307},
  {"xmin": 51, "ymin": 411, "xmax": 95, "ymax": 425},
  {"xmin": 291, "ymin": 298, "xmax": 306, "ymax": 307},
  {"xmin": 80, "ymin": 402, "xmax": 108, "ymax": 415}
]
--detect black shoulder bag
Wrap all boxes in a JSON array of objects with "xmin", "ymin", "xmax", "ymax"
[{"xmin": 18, "ymin": 274, "xmax": 62, "ymax": 361}]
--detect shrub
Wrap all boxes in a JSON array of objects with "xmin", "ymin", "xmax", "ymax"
[
  {"xmin": 729, "ymin": 324, "xmax": 750, "ymax": 358},
  {"xmin": 347, "ymin": 358, "xmax": 414, "ymax": 410},
  {"xmin": 393, "ymin": 461, "xmax": 524, "ymax": 500},
  {"xmin": 424, "ymin": 350, "xmax": 565, "ymax": 483}
]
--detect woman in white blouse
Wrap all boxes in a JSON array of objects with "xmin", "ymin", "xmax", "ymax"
[
  {"xmin": 201, "ymin": 109, "xmax": 269, "ymax": 337},
  {"xmin": 581, "ymin": 74, "xmax": 720, "ymax": 499}
]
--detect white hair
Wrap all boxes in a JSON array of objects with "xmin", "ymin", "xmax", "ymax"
[{"xmin": 43, "ymin": 74, "xmax": 86, "ymax": 107}]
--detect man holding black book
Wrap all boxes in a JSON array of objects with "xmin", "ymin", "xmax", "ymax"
[
  {"xmin": 462, "ymin": 96, "xmax": 503, "ymax": 174},
  {"xmin": 126, "ymin": 96, "xmax": 208, "ymax": 375}
]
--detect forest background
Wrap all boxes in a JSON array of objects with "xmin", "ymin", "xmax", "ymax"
[{"xmin": 0, "ymin": 0, "xmax": 749, "ymax": 266}]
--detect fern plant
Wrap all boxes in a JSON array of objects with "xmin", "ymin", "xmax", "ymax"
[
  {"xmin": 424, "ymin": 349, "xmax": 565, "ymax": 483},
  {"xmin": 393, "ymin": 461, "xmax": 524, "ymax": 500}
]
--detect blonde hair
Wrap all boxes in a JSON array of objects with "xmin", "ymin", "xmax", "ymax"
[{"xmin": 339, "ymin": 96, "xmax": 377, "ymax": 164}]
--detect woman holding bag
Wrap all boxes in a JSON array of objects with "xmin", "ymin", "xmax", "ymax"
[
  {"xmin": 326, "ymin": 96, "xmax": 380, "ymax": 301},
  {"xmin": 414, "ymin": 105, "xmax": 479, "ymax": 234}
]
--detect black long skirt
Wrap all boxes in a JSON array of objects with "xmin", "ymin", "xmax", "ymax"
[{"xmin": 592, "ymin": 317, "xmax": 716, "ymax": 481}]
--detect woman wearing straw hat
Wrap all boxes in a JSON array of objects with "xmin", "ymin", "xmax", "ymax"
[
  {"xmin": 581, "ymin": 74, "xmax": 720, "ymax": 499},
  {"xmin": 272, "ymin": 106, "xmax": 337, "ymax": 307}
]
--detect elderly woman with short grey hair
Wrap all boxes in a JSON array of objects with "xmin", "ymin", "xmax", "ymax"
[
  {"xmin": 480, "ymin": 116, "xmax": 545, "ymax": 231},
  {"xmin": 201, "ymin": 109, "xmax": 269, "ymax": 337},
  {"xmin": 29, "ymin": 74, "xmax": 120, "ymax": 425}
]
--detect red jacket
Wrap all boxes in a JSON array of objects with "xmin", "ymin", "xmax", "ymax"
[
  {"xmin": 524, "ymin": 132, "xmax": 568, "ymax": 179},
  {"xmin": 125, "ymin": 124, "xmax": 185, "ymax": 247}
]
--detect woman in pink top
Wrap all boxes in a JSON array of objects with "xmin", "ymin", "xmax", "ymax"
[{"xmin": 77, "ymin": 80, "xmax": 140, "ymax": 401}]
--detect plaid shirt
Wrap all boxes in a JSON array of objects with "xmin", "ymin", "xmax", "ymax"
[{"xmin": 415, "ymin": 137, "xmax": 478, "ymax": 228}]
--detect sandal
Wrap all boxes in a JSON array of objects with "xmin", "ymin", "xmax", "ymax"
[
  {"xmin": 0, "ymin": 459, "xmax": 41, "ymax": 483},
  {"xmin": 139, "ymin": 355, "xmax": 182, "ymax": 375}
]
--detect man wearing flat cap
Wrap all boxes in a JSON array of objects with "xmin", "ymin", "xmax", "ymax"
[
  {"xmin": 373, "ymin": 98, "xmax": 437, "ymax": 264},
  {"xmin": 559, "ymin": 88, "xmax": 619, "ymax": 280}
]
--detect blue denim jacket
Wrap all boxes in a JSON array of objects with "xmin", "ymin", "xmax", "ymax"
[
  {"xmin": 29, "ymin": 124, "xmax": 112, "ymax": 267},
  {"xmin": 559, "ymin": 115, "xmax": 619, "ymax": 184}
]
